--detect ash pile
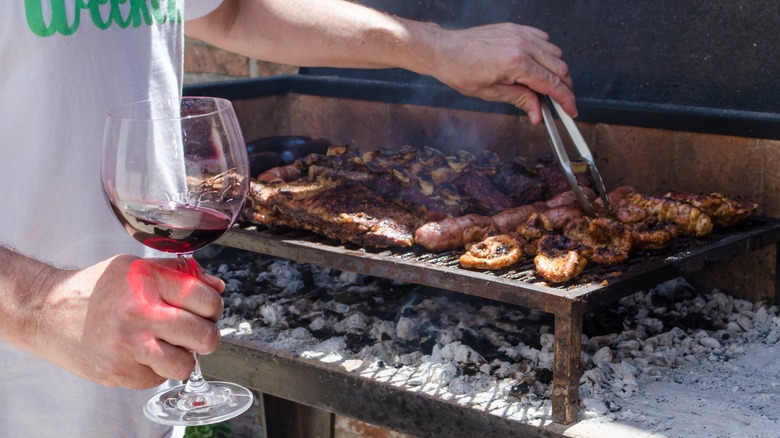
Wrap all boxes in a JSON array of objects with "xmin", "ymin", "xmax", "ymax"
[{"xmin": 203, "ymin": 247, "xmax": 780, "ymax": 424}]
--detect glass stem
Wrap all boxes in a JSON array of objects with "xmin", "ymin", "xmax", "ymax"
[
  {"xmin": 176, "ymin": 253, "xmax": 211, "ymax": 394},
  {"xmin": 176, "ymin": 253, "xmax": 199, "ymax": 277},
  {"xmin": 185, "ymin": 352, "xmax": 210, "ymax": 393}
]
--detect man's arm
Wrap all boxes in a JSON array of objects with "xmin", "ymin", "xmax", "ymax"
[
  {"xmin": 0, "ymin": 245, "xmax": 224, "ymax": 388},
  {"xmin": 185, "ymin": 0, "xmax": 576, "ymax": 125},
  {"xmin": 0, "ymin": 245, "xmax": 54, "ymax": 357}
]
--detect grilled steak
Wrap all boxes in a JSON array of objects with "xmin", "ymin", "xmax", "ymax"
[
  {"xmin": 245, "ymin": 177, "xmax": 422, "ymax": 248},
  {"xmin": 491, "ymin": 162, "xmax": 545, "ymax": 206},
  {"xmin": 453, "ymin": 169, "xmax": 512, "ymax": 215},
  {"xmin": 308, "ymin": 164, "xmax": 465, "ymax": 221}
]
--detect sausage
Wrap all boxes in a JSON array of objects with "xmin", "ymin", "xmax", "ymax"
[
  {"xmin": 414, "ymin": 214, "xmax": 499, "ymax": 252},
  {"xmin": 491, "ymin": 202, "xmax": 548, "ymax": 233},
  {"xmin": 545, "ymin": 188, "xmax": 596, "ymax": 208}
]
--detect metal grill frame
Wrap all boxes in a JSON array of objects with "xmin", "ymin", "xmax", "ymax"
[{"xmin": 208, "ymin": 216, "xmax": 780, "ymax": 427}]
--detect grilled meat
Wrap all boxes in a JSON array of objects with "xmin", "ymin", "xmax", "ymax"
[
  {"xmin": 245, "ymin": 177, "xmax": 421, "ymax": 248},
  {"xmin": 662, "ymin": 191, "xmax": 759, "ymax": 227},
  {"xmin": 534, "ymin": 234, "xmax": 589, "ymax": 283},
  {"xmin": 492, "ymin": 202, "xmax": 548, "ymax": 234},
  {"xmin": 536, "ymin": 189, "xmax": 594, "ymax": 230},
  {"xmin": 623, "ymin": 192, "xmax": 713, "ymax": 237},
  {"xmin": 308, "ymin": 164, "xmax": 465, "ymax": 221},
  {"xmin": 614, "ymin": 203, "xmax": 647, "ymax": 224},
  {"xmin": 625, "ymin": 218, "xmax": 680, "ymax": 251},
  {"xmin": 542, "ymin": 204, "xmax": 585, "ymax": 230},
  {"xmin": 414, "ymin": 214, "xmax": 500, "ymax": 252},
  {"xmin": 246, "ymin": 142, "xmax": 760, "ymax": 271},
  {"xmin": 563, "ymin": 217, "xmax": 632, "ymax": 265},
  {"xmin": 545, "ymin": 187, "xmax": 596, "ymax": 209},
  {"xmin": 371, "ymin": 173, "xmax": 466, "ymax": 221},
  {"xmin": 608, "ymin": 186, "xmax": 637, "ymax": 205},
  {"xmin": 604, "ymin": 186, "xmax": 676, "ymax": 250},
  {"xmin": 592, "ymin": 186, "xmax": 638, "ymax": 218},
  {"xmin": 256, "ymin": 163, "xmax": 303, "ymax": 183},
  {"xmin": 515, "ymin": 212, "xmax": 555, "ymax": 256},
  {"xmin": 536, "ymin": 163, "xmax": 593, "ymax": 198},
  {"xmin": 491, "ymin": 158, "xmax": 593, "ymax": 206},
  {"xmin": 453, "ymin": 169, "xmax": 512, "ymax": 215},
  {"xmin": 459, "ymin": 234, "xmax": 524, "ymax": 270},
  {"xmin": 293, "ymin": 144, "xmax": 474, "ymax": 221},
  {"xmin": 491, "ymin": 162, "xmax": 545, "ymax": 206}
]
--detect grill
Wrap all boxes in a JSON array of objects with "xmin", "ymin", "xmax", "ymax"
[
  {"xmin": 214, "ymin": 217, "xmax": 780, "ymax": 426},
  {"xmin": 186, "ymin": 75, "xmax": 780, "ymax": 433}
]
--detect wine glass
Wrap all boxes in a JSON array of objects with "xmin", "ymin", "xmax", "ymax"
[{"xmin": 101, "ymin": 96, "xmax": 254, "ymax": 426}]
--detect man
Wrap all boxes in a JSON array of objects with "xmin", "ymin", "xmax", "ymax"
[{"xmin": 0, "ymin": 1, "xmax": 575, "ymax": 436}]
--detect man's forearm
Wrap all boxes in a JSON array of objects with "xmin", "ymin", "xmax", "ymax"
[
  {"xmin": 185, "ymin": 0, "xmax": 578, "ymax": 124},
  {"xmin": 185, "ymin": 0, "xmax": 438, "ymax": 75},
  {"xmin": 0, "ymin": 244, "xmax": 55, "ymax": 353}
]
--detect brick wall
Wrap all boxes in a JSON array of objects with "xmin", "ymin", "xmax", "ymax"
[{"xmin": 183, "ymin": 38, "xmax": 298, "ymax": 84}]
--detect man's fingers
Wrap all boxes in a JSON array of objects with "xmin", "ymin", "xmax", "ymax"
[
  {"xmin": 508, "ymin": 86, "xmax": 542, "ymax": 125},
  {"xmin": 521, "ymin": 37, "xmax": 577, "ymax": 117},
  {"xmin": 151, "ymin": 257, "xmax": 226, "ymax": 293},
  {"xmin": 150, "ymin": 265, "xmax": 225, "ymax": 322},
  {"xmin": 137, "ymin": 337, "xmax": 196, "ymax": 382},
  {"xmin": 146, "ymin": 305, "xmax": 222, "ymax": 354},
  {"xmin": 200, "ymin": 271, "xmax": 226, "ymax": 293},
  {"xmin": 511, "ymin": 61, "xmax": 577, "ymax": 119},
  {"xmin": 518, "ymin": 25, "xmax": 550, "ymax": 41}
]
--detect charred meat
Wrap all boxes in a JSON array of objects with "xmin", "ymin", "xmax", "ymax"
[
  {"xmin": 245, "ymin": 177, "xmax": 421, "ymax": 248},
  {"xmin": 563, "ymin": 217, "xmax": 632, "ymax": 265},
  {"xmin": 491, "ymin": 161, "xmax": 545, "ymax": 206},
  {"xmin": 453, "ymin": 169, "xmax": 512, "ymax": 216},
  {"xmin": 459, "ymin": 234, "xmax": 524, "ymax": 270},
  {"xmin": 244, "ymin": 142, "xmax": 760, "ymax": 287},
  {"xmin": 308, "ymin": 164, "xmax": 465, "ymax": 222},
  {"xmin": 625, "ymin": 218, "xmax": 680, "ymax": 251},
  {"xmin": 662, "ymin": 191, "xmax": 759, "ymax": 228},
  {"xmin": 515, "ymin": 212, "xmax": 555, "ymax": 256},
  {"xmin": 534, "ymin": 234, "xmax": 589, "ymax": 284},
  {"xmin": 622, "ymin": 193, "xmax": 713, "ymax": 237}
]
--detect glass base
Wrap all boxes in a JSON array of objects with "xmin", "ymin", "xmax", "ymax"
[{"xmin": 143, "ymin": 381, "xmax": 254, "ymax": 426}]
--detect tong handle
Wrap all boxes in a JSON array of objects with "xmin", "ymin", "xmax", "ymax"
[
  {"xmin": 540, "ymin": 97, "xmax": 613, "ymax": 217},
  {"xmin": 540, "ymin": 98, "xmax": 596, "ymax": 216}
]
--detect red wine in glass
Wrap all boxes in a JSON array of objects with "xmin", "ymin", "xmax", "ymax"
[
  {"xmin": 109, "ymin": 201, "xmax": 232, "ymax": 254},
  {"xmin": 101, "ymin": 96, "xmax": 253, "ymax": 426}
]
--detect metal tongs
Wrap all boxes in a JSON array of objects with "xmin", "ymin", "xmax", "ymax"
[{"xmin": 540, "ymin": 96, "xmax": 612, "ymax": 217}]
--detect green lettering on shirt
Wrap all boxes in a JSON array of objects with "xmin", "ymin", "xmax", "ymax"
[{"xmin": 25, "ymin": 0, "xmax": 184, "ymax": 37}]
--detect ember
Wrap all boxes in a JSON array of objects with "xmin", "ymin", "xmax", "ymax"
[{"xmin": 202, "ymin": 248, "xmax": 780, "ymax": 437}]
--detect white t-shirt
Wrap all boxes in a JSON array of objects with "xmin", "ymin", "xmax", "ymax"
[{"xmin": 0, "ymin": 1, "xmax": 223, "ymax": 437}]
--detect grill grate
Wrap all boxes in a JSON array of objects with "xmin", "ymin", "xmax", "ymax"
[{"xmin": 227, "ymin": 216, "xmax": 780, "ymax": 300}]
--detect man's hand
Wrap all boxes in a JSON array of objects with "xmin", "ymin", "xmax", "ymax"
[
  {"xmin": 429, "ymin": 23, "xmax": 576, "ymax": 125},
  {"xmin": 32, "ymin": 255, "xmax": 225, "ymax": 389}
]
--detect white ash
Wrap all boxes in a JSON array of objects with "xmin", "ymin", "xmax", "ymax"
[{"xmin": 203, "ymin": 249, "xmax": 780, "ymax": 436}]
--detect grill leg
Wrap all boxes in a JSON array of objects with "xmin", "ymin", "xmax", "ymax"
[
  {"xmin": 551, "ymin": 304, "xmax": 584, "ymax": 424},
  {"xmin": 775, "ymin": 243, "xmax": 780, "ymax": 306}
]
